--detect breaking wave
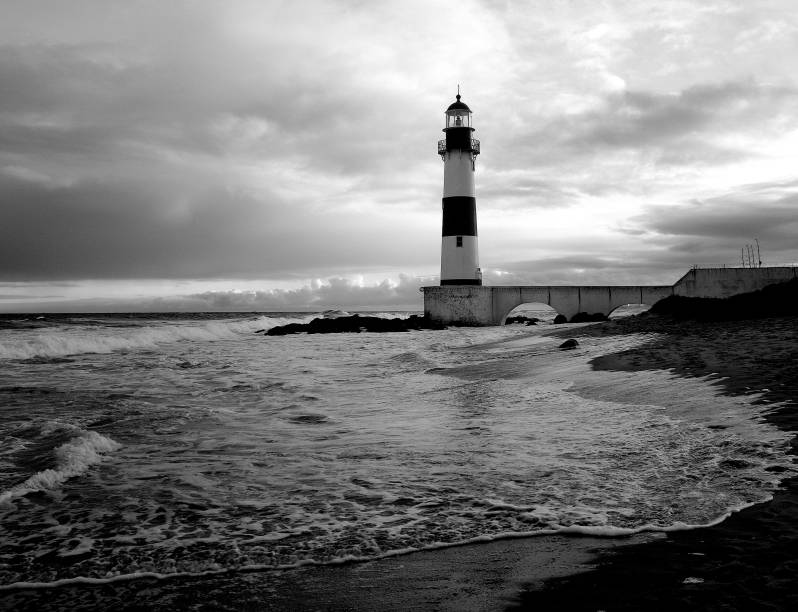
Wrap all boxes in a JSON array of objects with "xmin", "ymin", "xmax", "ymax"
[
  {"xmin": 0, "ymin": 426, "xmax": 121, "ymax": 505},
  {"xmin": 0, "ymin": 315, "xmax": 314, "ymax": 360}
]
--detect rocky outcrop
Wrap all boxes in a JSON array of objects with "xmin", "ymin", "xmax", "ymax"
[
  {"xmin": 265, "ymin": 314, "xmax": 446, "ymax": 336},
  {"xmin": 558, "ymin": 339, "xmax": 579, "ymax": 350}
]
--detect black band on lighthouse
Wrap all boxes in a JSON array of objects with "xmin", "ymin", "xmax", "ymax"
[
  {"xmin": 441, "ymin": 197, "xmax": 477, "ymax": 236},
  {"xmin": 445, "ymin": 126, "xmax": 476, "ymax": 152}
]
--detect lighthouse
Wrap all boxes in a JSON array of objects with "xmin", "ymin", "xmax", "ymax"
[{"xmin": 438, "ymin": 90, "xmax": 481, "ymax": 285}]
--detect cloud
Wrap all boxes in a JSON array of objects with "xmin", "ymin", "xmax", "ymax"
[
  {"xmin": 0, "ymin": 275, "xmax": 430, "ymax": 313},
  {"xmin": 0, "ymin": 1, "xmax": 504, "ymax": 285},
  {"xmin": 477, "ymin": 178, "xmax": 798, "ymax": 283},
  {"xmin": 161, "ymin": 275, "xmax": 427, "ymax": 311},
  {"xmin": 0, "ymin": 173, "xmax": 439, "ymax": 280},
  {"xmin": 1, "ymin": 1, "xmax": 798, "ymax": 311},
  {"xmin": 502, "ymin": 81, "xmax": 798, "ymax": 169},
  {"xmin": 627, "ymin": 179, "xmax": 798, "ymax": 265},
  {"xmin": 483, "ymin": 253, "xmax": 685, "ymax": 287},
  {"xmin": 475, "ymin": 78, "xmax": 798, "ymax": 213}
]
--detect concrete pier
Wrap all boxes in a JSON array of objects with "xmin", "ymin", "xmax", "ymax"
[{"xmin": 422, "ymin": 266, "xmax": 798, "ymax": 325}]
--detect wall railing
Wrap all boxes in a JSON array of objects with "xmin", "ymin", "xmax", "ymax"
[{"xmin": 690, "ymin": 263, "xmax": 798, "ymax": 270}]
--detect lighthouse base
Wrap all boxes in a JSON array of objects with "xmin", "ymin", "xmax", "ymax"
[{"xmin": 440, "ymin": 279, "xmax": 482, "ymax": 286}]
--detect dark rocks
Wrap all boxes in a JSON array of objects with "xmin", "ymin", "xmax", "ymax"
[
  {"xmin": 559, "ymin": 339, "xmax": 579, "ymax": 350},
  {"xmin": 505, "ymin": 316, "xmax": 539, "ymax": 325},
  {"xmin": 554, "ymin": 312, "xmax": 609, "ymax": 324},
  {"xmin": 570, "ymin": 312, "xmax": 609, "ymax": 323},
  {"xmin": 288, "ymin": 414, "xmax": 329, "ymax": 424},
  {"xmin": 265, "ymin": 314, "xmax": 446, "ymax": 336}
]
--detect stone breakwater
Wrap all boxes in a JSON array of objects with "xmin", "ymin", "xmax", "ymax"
[
  {"xmin": 261, "ymin": 311, "xmax": 608, "ymax": 336},
  {"xmin": 262, "ymin": 314, "xmax": 446, "ymax": 336}
]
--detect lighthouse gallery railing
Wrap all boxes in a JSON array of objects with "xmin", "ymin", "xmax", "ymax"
[{"xmin": 438, "ymin": 139, "xmax": 480, "ymax": 156}]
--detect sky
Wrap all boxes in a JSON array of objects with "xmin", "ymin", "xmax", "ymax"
[{"xmin": 1, "ymin": 0, "xmax": 797, "ymax": 312}]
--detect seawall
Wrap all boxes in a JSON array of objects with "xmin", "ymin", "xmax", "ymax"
[{"xmin": 422, "ymin": 267, "xmax": 798, "ymax": 326}]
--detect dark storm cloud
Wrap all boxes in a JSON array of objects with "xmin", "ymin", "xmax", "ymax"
[
  {"xmin": 0, "ymin": 41, "xmax": 385, "ymax": 171},
  {"xmin": 502, "ymin": 80, "xmax": 798, "ymax": 169},
  {"xmin": 626, "ymin": 180, "xmax": 798, "ymax": 266},
  {"xmin": 577, "ymin": 82, "xmax": 776, "ymax": 148},
  {"xmin": 0, "ymin": 174, "xmax": 436, "ymax": 280},
  {"xmin": 0, "ymin": 176, "xmax": 245, "ymax": 280},
  {"xmin": 648, "ymin": 199, "xmax": 798, "ymax": 241},
  {"xmin": 475, "ymin": 79, "xmax": 798, "ymax": 214},
  {"xmin": 0, "ymin": 7, "xmax": 439, "ymax": 175},
  {"xmin": 0, "ymin": 13, "xmax": 442, "ymax": 287},
  {"xmin": 638, "ymin": 181, "xmax": 798, "ymax": 239}
]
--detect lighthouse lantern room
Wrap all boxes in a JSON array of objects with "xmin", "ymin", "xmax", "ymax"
[{"xmin": 438, "ymin": 90, "xmax": 481, "ymax": 285}]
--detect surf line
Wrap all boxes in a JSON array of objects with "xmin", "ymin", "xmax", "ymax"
[{"xmin": 0, "ymin": 514, "xmax": 746, "ymax": 592}]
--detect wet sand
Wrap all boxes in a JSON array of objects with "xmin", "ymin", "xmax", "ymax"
[{"xmin": 0, "ymin": 533, "xmax": 656, "ymax": 610}]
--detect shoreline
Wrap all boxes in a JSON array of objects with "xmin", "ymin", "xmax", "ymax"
[
  {"xmin": 0, "ymin": 533, "xmax": 657, "ymax": 611},
  {"xmin": 513, "ymin": 314, "xmax": 798, "ymax": 610},
  {"xmin": 2, "ymin": 314, "xmax": 795, "ymax": 610}
]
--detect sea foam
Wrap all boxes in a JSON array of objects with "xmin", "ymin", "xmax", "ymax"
[
  {"xmin": 0, "ymin": 427, "xmax": 121, "ymax": 505},
  {"xmin": 1, "ymin": 320, "xmax": 794, "ymax": 588},
  {"xmin": 0, "ymin": 313, "xmax": 417, "ymax": 360},
  {"xmin": 0, "ymin": 315, "xmax": 313, "ymax": 360}
]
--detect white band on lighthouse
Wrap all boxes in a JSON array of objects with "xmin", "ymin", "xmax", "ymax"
[
  {"xmin": 439, "ymin": 92, "xmax": 481, "ymax": 286},
  {"xmin": 443, "ymin": 153, "xmax": 475, "ymax": 198}
]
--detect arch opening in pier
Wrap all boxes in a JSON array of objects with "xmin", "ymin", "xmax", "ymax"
[
  {"xmin": 502, "ymin": 303, "xmax": 559, "ymax": 325},
  {"xmin": 608, "ymin": 303, "xmax": 653, "ymax": 319}
]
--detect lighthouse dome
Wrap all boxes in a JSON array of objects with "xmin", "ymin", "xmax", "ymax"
[
  {"xmin": 446, "ymin": 94, "xmax": 471, "ymax": 112},
  {"xmin": 445, "ymin": 93, "xmax": 473, "ymax": 129}
]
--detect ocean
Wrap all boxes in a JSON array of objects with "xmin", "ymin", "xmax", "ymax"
[{"xmin": 0, "ymin": 311, "xmax": 795, "ymax": 607}]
